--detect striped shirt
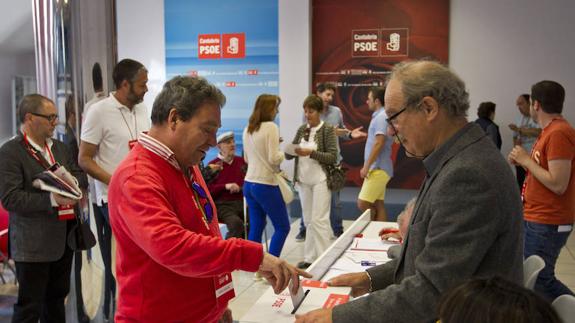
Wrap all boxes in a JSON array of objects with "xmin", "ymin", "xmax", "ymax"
[{"xmin": 138, "ymin": 132, "xmax": 181, "ymax": 171}]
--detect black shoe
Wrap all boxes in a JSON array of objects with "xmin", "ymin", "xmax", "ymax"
[
  {"xmin": 295, "ymin": 231, "xmax": 306, "ymax": 242},
  {"xmin": 297, "ymin": 261, "xmax": 312, "ymax": 269}
]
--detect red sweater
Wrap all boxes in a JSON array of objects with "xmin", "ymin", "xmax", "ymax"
[
  {"xmin": 108, "ymin": 144, "xmax": 263, "ymax": 322},
  {"xmin": 207, "ymin": 156, "xmax": 247, "ymax": 201}
]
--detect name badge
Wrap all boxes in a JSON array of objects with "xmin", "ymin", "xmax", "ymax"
[
  {"xmin": 214, "ymin": 273, "xmax": 235, "ymax": 305},
  {"xmin": 128, "ymin": 139, "xmax": 137, "ymax": 150},
  {"xmin": 57, "ymin": 205, "xmax": 75, "ymax": 221}
]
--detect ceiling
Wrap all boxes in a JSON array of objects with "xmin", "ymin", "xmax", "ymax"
[{"xmin": 0, "ymin": 0, "xmax": 34, "ymax": 55}]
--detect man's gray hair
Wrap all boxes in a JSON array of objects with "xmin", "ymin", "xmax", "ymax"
[
  {"xmin": 387, "ymin": 60, "xmax": 469, "ymax": 117},
  {"xmin": 151, "ymin": 76, "xmax": 226, "ymax": 125},
  {"xmin": 17, "ymin": 94, "xmax": 52, "ymax": 123}
]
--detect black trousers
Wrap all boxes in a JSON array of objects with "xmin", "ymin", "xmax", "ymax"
[
  {"xmin": 516, "ymin": 165, "xmax": 527, "ymax": 190},
  {"xmin": 94, "ymin": 203, "xmax": 115, "ymax": 319},
  {"xmin": 216, "ymin": 200, "xmax": 247, "ymax": 239},
  {"xmin": 12, "ymin": 246, "xmax": 74, "ymax": 323}
]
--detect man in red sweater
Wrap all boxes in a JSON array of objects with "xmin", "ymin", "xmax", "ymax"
[
  {"xmin": 108, "ymin": 76, "xmax": 309, "ymax": 323},
  {"xmin": 208, "ymin": 131, "xmax": 248, "ymax": 238}
]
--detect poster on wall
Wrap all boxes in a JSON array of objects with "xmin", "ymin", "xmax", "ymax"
[
  {"xmin": 164, "ymin": 0, "xmax": 278, "ymax": 162},
  {"xmin": 312, "ymin": 0, "xmax": 449, "ymax": 189}
]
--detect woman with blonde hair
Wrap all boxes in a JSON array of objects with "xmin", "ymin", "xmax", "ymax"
[{"xmin": 243, "ymin": 94, "xmax": 290, "ymax": 259}]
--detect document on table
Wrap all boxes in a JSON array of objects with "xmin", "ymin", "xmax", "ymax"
[{"xmin": 349, "ymin": 238, "xmax": 395, "ymax": 252}]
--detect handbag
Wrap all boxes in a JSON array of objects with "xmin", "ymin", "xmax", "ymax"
[
  {"xmin": 275, "ymin": 172, "xmax": 295, "ymax": 204},
  {"xmin": 326, "ymin": 164, "xmax": 346, "ymax": 192},
  {"xmin": 247, "ymin": 134, "xmax": 295, "ymax": 204},
  {"xmin": 321, "ymin": 126, "xmax": 347, "ymax": 191},
  {"xmin": 67, "ymin": 208, "xmax": 96, "ymax": 251}
]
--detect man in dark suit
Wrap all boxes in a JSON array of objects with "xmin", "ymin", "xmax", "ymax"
[
  {"xmin": 0, "ymin": 94, "xmax": 86, "ymax": 322},
  {"xmin": 296, "ymin": 61, "xmax": 523, "ymax": 323}
]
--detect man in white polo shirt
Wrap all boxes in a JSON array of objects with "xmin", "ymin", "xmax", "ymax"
[{"xmin": 78, "ymin": 58, "xmax": 150, "ymax": 321}]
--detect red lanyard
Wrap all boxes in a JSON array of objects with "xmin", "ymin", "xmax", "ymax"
[{"xmin": 22, "ymin": 132, "xmax": 55, "ymax": 169}]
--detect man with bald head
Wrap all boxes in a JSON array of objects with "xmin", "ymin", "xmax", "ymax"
[{"xmin": 296, "ymin": 61, "xmax": 523, "ymax": 323}]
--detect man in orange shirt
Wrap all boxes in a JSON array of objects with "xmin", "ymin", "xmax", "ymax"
[{"xmin": 509, "ymin": 80, "xmax": 575, "ymax": 301}]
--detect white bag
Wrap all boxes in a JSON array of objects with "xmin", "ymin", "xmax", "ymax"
[{"xmin": 275, "ymin": 173, "xmax": 294, "ymax": 204}]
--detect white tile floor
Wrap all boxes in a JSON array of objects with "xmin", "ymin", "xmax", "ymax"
[{"xmin": 228, "ymin": 220, "xmax": 575, "ymax": 321}]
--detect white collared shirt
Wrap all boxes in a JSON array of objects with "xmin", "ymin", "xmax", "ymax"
[{"xmin": 80, "ymin": 92, "xmax": 150, "ymax": 205}]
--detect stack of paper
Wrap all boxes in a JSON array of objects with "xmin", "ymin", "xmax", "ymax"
[{"xmin": 33, "ymin": 165, "xmax": 82, "ymax": 200}]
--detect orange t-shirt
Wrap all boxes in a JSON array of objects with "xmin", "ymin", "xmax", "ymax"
[{"xmin": 524, "ymin": 118, "xmax": 575, "ymax": 225}]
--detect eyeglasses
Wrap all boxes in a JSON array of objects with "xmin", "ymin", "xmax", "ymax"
[
  {"xmin": 31, "ymin": 112, "xmax": 59, "ymax": 122},
  {"xmin": 191, "ymin": 182, "xmax": 213, "ymax": 223},
  {"xmin": 386, "ymin": 107, "xmax": 407, "ymax": 127}
]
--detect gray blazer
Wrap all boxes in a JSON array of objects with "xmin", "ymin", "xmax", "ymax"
[
  {"xmin": 333, "ymin": 123, "xmax": 524, "ymax": 323},
  {"xmin": 0, "ymin": 134, "xmax": 86, "ymax": 262}
]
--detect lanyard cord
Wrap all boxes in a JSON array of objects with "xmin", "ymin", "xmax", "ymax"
[{"xmin": 119, "ymin": 108, "xmax": 138, "ymax": 140}]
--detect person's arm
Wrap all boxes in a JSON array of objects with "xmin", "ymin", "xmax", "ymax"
[
  {"xmin": 485, "ymin": 124, "xmax": 500, "ymax": 149},
  {"xmin": 310, "ymin": 125, "xmax": 337, "ymax": 165},
  {"xmin": 330, "ymin": 167, "xmax": 512, "ymax": 322},
  {"xmin": 114, "ymin": 172, "xmax": 265, "ymax": 277},
  {"xmin": 266, "ymin": 123, "xmax": 285, "ymax": 166},
  {"xmin": 361, "ymin": 134, "xmax": 386, "ymax": 178},
  {"xmin": 61, "ymin": 141, "xmax": 88, "ymax": 189},
  {"xmin": 78, "ymin": 140, "xmax": 112, "ymax": 185},
  {"xmin": 509, "ymin": 146, "xmax": 571, "ymax": 195},
  {"xmin": 0, "ymin": 143, "xmax": 53, "ymax": 213},
  {"xmin": 517, "ymin": 127, "xmax": 541, "ymax": 138}
]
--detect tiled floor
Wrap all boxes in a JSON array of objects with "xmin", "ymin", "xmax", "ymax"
[{"xmin": 229, "ymin": 220, "xmax": 575, "ymax": 321}]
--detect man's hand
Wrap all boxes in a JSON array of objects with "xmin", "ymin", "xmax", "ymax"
[
  {"xmin": 295, "ymin": 308, "xmax": 333, "ymax": 323},
  {"xmin": 350, "ymin": 126, "xmax": 367, "ymax": 139},
  {"xmin": 218, "ymin": 308, "xmax": 232, "ymax": 323},
  {"xmin": 508, "ymin": 123, "xmax": 519, "ymax": 132},
  {"xmin": 295, "ymin": 148, "xmax": 313, "ymax": 157},
  {"xmin": 508, "ymin": 145, "xmax": 531, "ymax": 166},
  {"xmin": 52, "ymin": 193, "xmax": 78, "ymax": 206},
  {"xmin": 208, "ymin": 163, "xmax": 223, "ymax": 172},
  {"xmin": 360, "ymin": 166, "xmax": 369, "ymax": 179},
  {"xmin": 225, "ymin": 183, "xmax": 241, "ymax": 193},
  {"xmin": 258, "ymin": 253, "xmax": 312, "ymax": 294},
  {"xmin": 328, "ymin": 272, "xmax": 371, "ymax": 297}
]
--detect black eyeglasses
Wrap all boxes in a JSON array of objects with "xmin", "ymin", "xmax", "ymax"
[
  {"xmin": 31, "ymin": 112, "xmax": 59, "ymax": 122},
  {"xmin": 386, "ymin": 107, "xmax": 407, "ymax": 127},
  {"xmin": 191, "ymin": 182, "xmax": 213, "ymax": 223}
]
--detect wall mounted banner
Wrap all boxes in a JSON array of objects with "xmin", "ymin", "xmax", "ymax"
[
  {"xmin": 312, "ymin": 0, "xmax": 449, "ymax": 189},
  {"xmin": 165, "ymin": 0, "xmax": 279, "ymax": 162}
]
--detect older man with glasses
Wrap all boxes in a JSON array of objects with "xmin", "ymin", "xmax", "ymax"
[{"xmin": 296, "ymin": 60, "xmax": 523, "ymax": 323}]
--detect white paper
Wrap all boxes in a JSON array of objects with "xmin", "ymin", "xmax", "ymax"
[
  {"xmin": 349, "ymin": 238, "xmax": 391, "ymax": 252},
  {"xmin": 283, "ymin": 143, "xmax": 299, "ymax": 156}
]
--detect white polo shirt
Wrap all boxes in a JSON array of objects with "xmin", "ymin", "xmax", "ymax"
[{"xmin": 81, "ymin": 92, "xmax": 150, "ymax": 205}]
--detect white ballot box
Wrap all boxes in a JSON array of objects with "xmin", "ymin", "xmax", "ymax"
[{"xmin": 239, "ymin": 211, "xmax": 399, "ymax": 322}]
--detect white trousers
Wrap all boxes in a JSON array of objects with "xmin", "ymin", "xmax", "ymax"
[{"xmin": 298, "ymin": 180, "xmax": 332, "ymax": 263}]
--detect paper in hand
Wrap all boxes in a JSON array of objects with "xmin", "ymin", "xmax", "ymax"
[{"xmin": 289, "ymin": 276, "xmax": 305, "ymax": 311}]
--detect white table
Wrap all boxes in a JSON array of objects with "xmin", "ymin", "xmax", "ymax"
[{"xmin": 240, "ymin": 211, "xmax": 398, "ymax": 322}]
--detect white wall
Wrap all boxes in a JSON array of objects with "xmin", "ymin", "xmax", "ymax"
[
  {"xmin": 116, "ymin": 0, "xmax": 575, "ymax": 160},
  {"xmin": 451, "ymin": 0, "xmax": 575, "ymax": 156},
  {"xmin": 0, "ymin": 52, "xmax": 36, "ymax": 142},
  {"xmin": 116, "ymin": 0, "xmax": 166, "ymax": 114}
]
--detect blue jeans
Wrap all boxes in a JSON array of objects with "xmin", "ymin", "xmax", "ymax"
[
  {"xmin": 96, "ymin": 204, "xmax": 116, "ymax": 319},
  {"xmin": 244, "ymin": 182, "xmax": 290, "ymax": 257},
  {"xmin": 299, "ymin": 190, "xmax": 343, "ymax": 236},
  {"xmin": 524, "ymin": 220, "xmax": 574, "ymax": 301}
]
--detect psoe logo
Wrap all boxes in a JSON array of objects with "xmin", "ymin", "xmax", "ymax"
[
  {"xmin": 381, "ymin": 28, "xmax": 409, "ymax": 57},
  {"xmin": 198, "ymin": 34, "xmax": 221, "ymax": 59},
  {"xmin": 222, "ymin": 33, "xmax": 246, "ymax": 59},
  {"xmin": 351, "ymin": 29, "xmax": 380, "ymax": 58}
]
